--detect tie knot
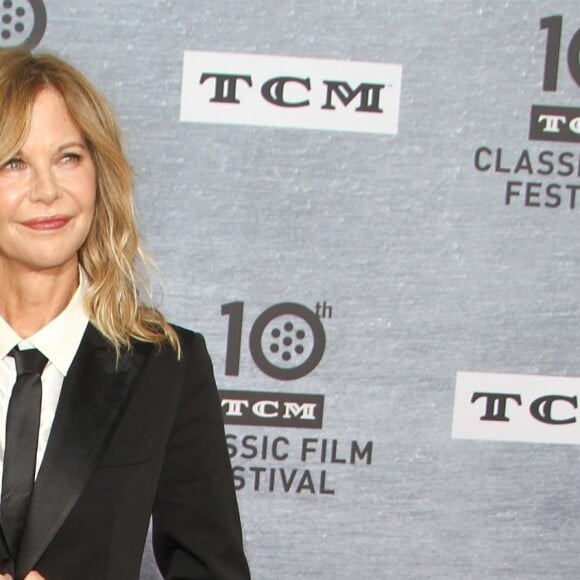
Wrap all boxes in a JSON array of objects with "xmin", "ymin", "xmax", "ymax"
[{"xmin": 9, "ymin": 348, "xmax": 48, "ymax": 376}]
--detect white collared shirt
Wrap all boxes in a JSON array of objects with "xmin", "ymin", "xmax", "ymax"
[{"xmin": 0, "ymin": 272, "xmax": 89, "ymax": 488}]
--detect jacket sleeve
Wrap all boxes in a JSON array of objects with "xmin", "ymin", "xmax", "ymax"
[{"xmin": 152, "ymin": 332, "xmax": 251, "ymax": 579}]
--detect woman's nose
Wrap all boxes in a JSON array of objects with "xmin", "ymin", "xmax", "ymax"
[{"xmin": 29, "ymin": 166, "xmax": 59, "ymax": 203}]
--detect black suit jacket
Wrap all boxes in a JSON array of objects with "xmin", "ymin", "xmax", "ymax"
[{"xmin": 0, "ymin": 324, "xmax": 250, "ymax": 580}]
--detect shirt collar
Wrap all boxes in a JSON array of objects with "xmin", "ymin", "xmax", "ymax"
[{"xmin": 0, "ymin": 270, "xmax": 90, "ymax": 376}]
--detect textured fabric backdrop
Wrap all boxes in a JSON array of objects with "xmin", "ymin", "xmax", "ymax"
[{"xmin": 18, "ymin": 1, "xmax": 580, "ymax": 578}]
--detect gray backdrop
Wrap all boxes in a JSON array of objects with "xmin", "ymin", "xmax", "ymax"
[{"xmin": 24, "ymin": 1, "xmax": 580, "ymax": 578}]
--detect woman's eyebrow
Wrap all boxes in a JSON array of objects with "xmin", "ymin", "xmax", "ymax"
[{"xmin": 56, "ymin": 141, "xmax": 88, "ymax": 151}]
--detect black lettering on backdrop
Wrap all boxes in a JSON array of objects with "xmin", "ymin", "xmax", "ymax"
[
  {"xmin": 470, "ymin": 392, "xmax": 580, "ymax": 425},
  {"xmin": 199, "ymin": 74, "xmax": 386, "ymax": 113},
  {"xmin": 199, "ymin": 73, "xmax": 252, "ymax": 103},
  {"xmin": 505, "ymin": 181, "xmax": 579, "ymax": 209},
  {"xmin": 473, "ymin": 148, "xmax": 580, "ymax": 176},
  {"xmin": 471, "ymin": 392, "xmax": 522, "ymax": 421},
  {"xmin": 300, "ymin": 438, "xmax": 373, "ymax": 464},
  {"xmin": 227, "ymin": 434, "xmax": 373, "ymax": 495},
  {"xmin": 322, "ymin": 81, "xmax": 385, "ymax": 112},
  {"xmin": 232, "ymin": 466, "xmax": 335, "ymax": 495},
  {"xmin": 529, "ymin": 395, "xmax": 578, "ymax": 425},
  {"xmin": 261, "ymin": 76, "xmax": 311, "ymax": 107},
  {"xmin": 226, "ymin": 434, "xmax": 290, "ymax": 461}
]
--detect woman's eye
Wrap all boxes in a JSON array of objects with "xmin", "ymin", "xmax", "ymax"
[
  {"xmin": 2, "ymin": 158, "xmax": 25, "ymax": 171},
  {"xmin": 60, "ymin": 152, "xmax": 81, "ymax": 165}
]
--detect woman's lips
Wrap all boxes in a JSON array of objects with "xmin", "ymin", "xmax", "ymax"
[{"xmin": 21, "ymin": 215, "xmax": 71, "ymax": 230}]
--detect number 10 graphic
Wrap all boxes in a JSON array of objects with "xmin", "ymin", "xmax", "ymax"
[
  {"xmin": 221, "ymin": 302, "xmax": 326, "ymax": 381},
  {"xmin": 541, "ymin": 15, "xmax": 580, "ymax": 91}
]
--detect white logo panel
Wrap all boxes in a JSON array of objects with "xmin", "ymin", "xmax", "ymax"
[
  {"xmin": 180, "ymin": 51, "xmax": 402, "ymax": 134},
  {"xmin": 453, "ymin": 371, "xmax": 580, "ymax": 445}
]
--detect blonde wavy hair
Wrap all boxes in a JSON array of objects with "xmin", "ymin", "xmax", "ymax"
[{"xmin": 0, "ymin": 50, "xmax": 180, "ymax": 356}]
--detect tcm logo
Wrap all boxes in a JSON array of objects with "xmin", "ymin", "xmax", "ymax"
[
  {"xmin": 220, "ymin": 301, "xmax": 330, "ymax": 428},
  {"xmin": 0, "ymin": 0, "xmax": 46, "ymax": 50},
  {"xmin": 529, "ymin": 105, "xmax": 580, "ymax": 143},
  {"xmin": 529, "ymin": 15, "xmax": 580, "ymax": 143},
  {"xmin": 452, "ymin": 371, "xmax": 580, "ymax": 445},
  {"xmin": 220, "ymin": 390, "xmax": 323, "ymax": 429},
  {"xmin": 180, "ymin": 51, "xmax": 402, "ymax": 134}
]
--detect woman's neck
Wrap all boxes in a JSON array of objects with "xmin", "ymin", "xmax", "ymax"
[{"xmin": 0, "ymin": 263, "xmax": 79, "ymax": 338}]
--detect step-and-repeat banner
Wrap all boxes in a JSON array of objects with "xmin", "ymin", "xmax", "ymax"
[{"xmin": 13, "ymin": 1, "xmax": 579, "ymax": 578}]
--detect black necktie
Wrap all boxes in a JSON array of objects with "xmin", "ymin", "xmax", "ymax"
[{"xmin": 1, "ymin": 348, "xmax": 47, "ymax": 556}]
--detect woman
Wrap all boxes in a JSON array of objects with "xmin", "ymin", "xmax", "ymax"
[{"xmin": 0, "ymin": 50, "xmax": 250, "ymax": 579}]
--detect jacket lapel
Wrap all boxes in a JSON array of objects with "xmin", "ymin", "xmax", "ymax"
[{"xmin": 15, "ymin": 324, "xmax": 152, "ymax": 576}]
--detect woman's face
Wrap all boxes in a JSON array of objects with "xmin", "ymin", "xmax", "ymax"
[{"xmin": 0, "ymin": 87, "xmax": 96, "ymax": 276}]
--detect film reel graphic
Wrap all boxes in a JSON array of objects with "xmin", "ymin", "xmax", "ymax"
[
  {"xmin": 249, "ymin": 303, "xmax": 325, "ymax": 381},
  {"xmin": 0, "ymin": 0, "xmax": 46, "ymax": 50}
]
